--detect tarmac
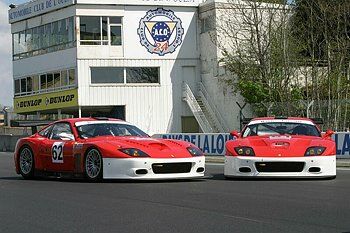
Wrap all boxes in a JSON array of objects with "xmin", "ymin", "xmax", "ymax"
[{"xmin": 205, "ymin": 156, "xmax": 350, "ymax": 167}]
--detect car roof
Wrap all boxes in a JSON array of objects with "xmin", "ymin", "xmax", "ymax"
[
  {"xmin": 54, "ymin": 118, "xmax": 126, "ymax": 124},
  {"xmin": 251, "ymin": 117, "xmax": 313, "ymax": 122},
  {"xmin": 248, "ymin": 117, "xmax": 316, "ymax": 125}
]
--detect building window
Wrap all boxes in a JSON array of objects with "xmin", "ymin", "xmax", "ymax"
[
  {"xmin": 68, "ymin": 69, "xmax": 76, "ymax": 86},
  {"xmin": 91, "ymin": 67, "xmax": 124, "ymax": 84},
  {"xmin": 32, "ymin": 75, "xmax": 39, "ymax": 91},
  {"xmin": 40, "ymin": 74, "xmax": 47, "ymax": 90},
  {"xmin": 201, "ymin": 15, "xmax": 215, "ymax": 33},
  {"xmin": 91, "ymin": 67, "xmax": 160, "ymax": 84},
  {"xmin": 126, "ymin": 67, "xmax": 159, "ymax": 83},
  {"xmin": 61, "ymin": 70, "xmax": 68, "ymax": 86},
  {"xmin": 80, "ymin": 16, "xmax": 101, "ymax": 45},
  {"xmin": 14, "ymin": 79, "xmax": 20, "ymax": 94},
  {"xmin": 14, "ymin": 68, "xmax": 76, "ymax": 97},
  {"xmin": 26, "ymin": 77, "xmax": 32, "ymax": 92},
  {"xmin": 20, "ymin": 78, "xmax": 26, "ymax": 93},
  {"xmin": 54, "ymin": 72, "xmax": 61, "ymax": 88},
  {"xmin": 12, "ymin": 17, "xmax": 75, "ymax": 61},
  {"xmin": 79, "ymin": 16, "xmax": 122, "ymax": 46},
  {"xmin": 110, "ymin": 26, "xmax": 122, "ymax": 46}
]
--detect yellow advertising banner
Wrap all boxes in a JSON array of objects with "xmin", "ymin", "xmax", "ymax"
[{"xmin": 14, "ymin": 89, "xmax": 78, "ymax": 113}]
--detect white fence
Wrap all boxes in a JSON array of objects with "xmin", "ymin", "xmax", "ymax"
[{"xmin": 154, "ymin": 132, "xmax": 350, "ymax": 158}]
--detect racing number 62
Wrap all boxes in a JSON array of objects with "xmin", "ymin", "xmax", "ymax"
[{"xmin": 52, "ymin": 142, "xmax": 64, "ymax": 163}]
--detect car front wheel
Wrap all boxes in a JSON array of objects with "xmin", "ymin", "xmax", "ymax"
[
  {"xmin": 84, "ymin": 148, "xmax": 103, "ymax": 181},
  {"xmin": 19, "ymin": 146, "xmax": 35, "ymax": 179}
]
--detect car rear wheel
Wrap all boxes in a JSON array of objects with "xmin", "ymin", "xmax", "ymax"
[
  {"xmin": 19, "ymin": 146, "xmax": 35, "ymax": 179},
  {"xmin": 84, "ymin": 148, "xmax": 103, "ymax": 181}
]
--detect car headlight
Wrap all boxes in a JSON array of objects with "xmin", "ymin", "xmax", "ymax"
[
  {"xmin": 119, "ymin": 148, "xmax": 149, "ymax": 157},
  {"xmin": 305, "ymin": 147, "xmax": 325, "ymax": 156},
  {"xmin": 234, "ymin": 146, "xmax": 255, "ymax": 156},
  {"xmin": 187, "ymin": 146, "xmax": 204, "ymax": 156}
]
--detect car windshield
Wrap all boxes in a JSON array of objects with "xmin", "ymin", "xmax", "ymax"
[
  {"xmin": 76, "ymin": 122, "xmax": 149, "ymax": 139},
  {"xmin": 242, "ymin": 122, "xmax": 321, "ymax": 137}
]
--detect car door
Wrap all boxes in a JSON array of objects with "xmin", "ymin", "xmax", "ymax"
[{"xmin": 43, "ymin": 122, "xmax": 75, "ymax": 172}]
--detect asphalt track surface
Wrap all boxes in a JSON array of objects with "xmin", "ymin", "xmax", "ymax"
[{"xmin": 0, "ymin": 152, "xmax": 350, "ymax": 233}]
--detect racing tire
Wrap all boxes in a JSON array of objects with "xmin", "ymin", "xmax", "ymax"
[
  {"xmin": 18, "ymin": 146, "xmax": 35, "ymax": 179},
  {"xmin": 84, "ymin": 148, "xmax": 103, "ymax": 181}
]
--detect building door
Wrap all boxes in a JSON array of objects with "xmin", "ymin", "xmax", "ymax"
[
  {"xmin": 110, "ymin": 106, "xmax": 125, "ymax": 120},
  {"xmin": 181, "ymin": 116, "xmax": 199, "ymax": 133},
  {"xmin": 81, "ymin": 106, "xmax": 125, "ymax": 120}
]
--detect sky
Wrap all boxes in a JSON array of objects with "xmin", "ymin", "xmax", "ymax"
[{"xmin": 0, "ymin": 0, "xmax": 25, "ymax": 107}]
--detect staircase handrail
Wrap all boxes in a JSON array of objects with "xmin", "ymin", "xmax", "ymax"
[{"xmin": 182, "ymin": 83, "xmax": 213, "ymax": 133}]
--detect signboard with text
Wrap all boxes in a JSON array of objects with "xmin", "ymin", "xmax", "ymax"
[
  {"xmin": 75, "ymin": 0, "xmax": 199, "ymax": 7},
  {"xmin": 14, "ymin": 89, "xmax": 78, "ymax": 113},
  {"xmin": 8, "ymin": 0, "xmax": 74, "ymax": 23}
]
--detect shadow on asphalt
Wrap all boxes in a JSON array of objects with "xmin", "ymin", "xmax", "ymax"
[
  {"xmin": 209, "ymin": 173, "xmax": 337, "ymax": 181},
  {"xmin": 0, "ymin": 175, "xmax": 207, "ymax": 184},
  {"xmin": 0, "ymin": 176, "xmax": 23, "ymax": 181}
]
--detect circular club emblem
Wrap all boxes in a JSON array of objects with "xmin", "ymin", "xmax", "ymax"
[{"xmin": 138, "ymin": 8, "xmax": 184, "ymax": 56}]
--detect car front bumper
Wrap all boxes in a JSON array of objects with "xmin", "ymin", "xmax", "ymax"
[
  {"xmin": 224, "ymin": 155, "xmax": 336, "ymax": 178},
  {"xmin": 103, "ymin": 157, "xmax": 205, "ymax": 180}
]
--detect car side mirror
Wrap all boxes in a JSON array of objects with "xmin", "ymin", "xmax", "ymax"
[
  {"xmin": 58, "ymin": 132, "xmax": 75, "ymax": 141},
  {"xmin": 323, "ymin": 129, "xmax": 334, "ymax": 138},
  {"xmin": 230, "ymin": 130, "xmax": 240, "ymax": 138}
]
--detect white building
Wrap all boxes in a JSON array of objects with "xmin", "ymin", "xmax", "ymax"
[{"xmin": 8, "ymin": 0, "xmax": 245, "ymax": 134}]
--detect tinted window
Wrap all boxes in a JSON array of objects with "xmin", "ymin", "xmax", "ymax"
[
  {"xmin": 110, "ymin": 26, "xmax": 121, "ymax": 46},
  {"xmin": 76, "ymin": 123, "xmax": 148, "ymax": 139},
  {"xmin": 91, "ymin": 67, "xmax": 124, "ymax": 84},
  {"xmin": 126, "ymin": 67, "xmax": 159, "ymax": 83},
  {"xmin": 38, "ymin": 125, "xmax": 54, "ymax": 137},
  {"xmin": 242, "ymin": 122, "xmax": 321, "ymax": 137},
  {"xmin": 80, "ymin": 16, "xmax": 101, "ymax": 43},
  {"xmin": 50, "ymin": 123, "xmax": 74, "ymax": 140}
]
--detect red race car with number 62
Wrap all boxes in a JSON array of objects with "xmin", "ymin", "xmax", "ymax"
[{"xmin": 14, "ymin": 118, "xmax": 205, "ymax": 181}]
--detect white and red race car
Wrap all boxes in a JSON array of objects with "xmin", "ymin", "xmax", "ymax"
[
  {"xmin": 14, "ymin": 118, "xmax": 205, "ymax": 181},
  {"xmin": 225, "ymin": 117, "xmax": 336, "ymax": 178}
]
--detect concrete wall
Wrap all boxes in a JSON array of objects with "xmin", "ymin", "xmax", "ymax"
[{"xmin": 0, "ymin": 135, "xmax": 25, "ymax": 152}]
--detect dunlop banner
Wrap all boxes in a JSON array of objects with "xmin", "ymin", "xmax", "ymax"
[{"xmin": 14, "ymin": 89, "xmax": 78, "ymax": 113}]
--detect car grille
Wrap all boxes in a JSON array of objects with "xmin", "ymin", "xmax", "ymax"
[
  {"xmin": 152, "ymin": 162, "xmax": 192, "ymax": 174},
  {"xmin": 255, "ymin": 162, "xmax": 305, "ymax": 173}
]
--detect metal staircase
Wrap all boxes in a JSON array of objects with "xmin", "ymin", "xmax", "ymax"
[
  {"xmin": 182, "ymin": 82, "xmax": 231, "ymax": 133},
  {"xmin": 182, "ymin": 83, "xmax": 213, "ymax": 133},
  {"xmin": 198, "ymin": 83, "xmax": 231, "ymax": 132}
]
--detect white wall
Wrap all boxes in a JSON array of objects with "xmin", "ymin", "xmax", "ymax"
[
  {"xmin": 12, "ymin": 48, "xmax": 77, "ymax": 78},
  {"xmin": 76, "ymin": 4, "xmax": 201, "ymax": 134},
  {"xmin": 77, "ymin": 58, "xmax": 200, "ymax": 134}
]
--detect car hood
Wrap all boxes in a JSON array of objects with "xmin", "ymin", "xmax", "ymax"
[
  {"xmin": 227, "ymin": 135, "xmax": 335, "ymax": 157},
  {"xmin": 84, "ymin": 136, "xmax": 195, "ymax": 158}
]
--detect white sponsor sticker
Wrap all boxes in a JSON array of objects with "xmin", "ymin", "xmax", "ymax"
[
  {"xmin": 269, "ymin": 135, "xmax": 292, "ymax": 140},
  {"xmin": 52, "ymin": 142, "xmax": 64, "ymax": 163}
]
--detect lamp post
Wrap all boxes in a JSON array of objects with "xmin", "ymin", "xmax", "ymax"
[{"xmin": 3, "ymin": 107, "xmax": 10, "ymax": 127}]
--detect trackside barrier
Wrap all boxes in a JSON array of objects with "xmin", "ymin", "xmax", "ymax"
[
  {"xmin": 0, "ymin": 135, "xmax": 26, "ymax": 152},
  {"xmin": 153, "ymin": 132, "xmax": 350, "ymax": 159},
  {"xmin": 0, "ymin": 133, "xmax": 349, "ymax": 157}
]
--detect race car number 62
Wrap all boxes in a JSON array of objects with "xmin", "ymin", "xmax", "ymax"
[{"xmin": 52, "ymin": 142, "xmax": 64, "ymax": 163}]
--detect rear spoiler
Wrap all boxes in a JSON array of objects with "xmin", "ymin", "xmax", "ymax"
[
  {"xmin": 10, "ymin": 120, "xmax": 53, "ymax": 134},
  {"xmin": 241, "ymin": 117, "xmax": 324, "ymax": 126},
  {"xmin": 241, "ymin": 118, "xmax": 253, "ymax": 126},
  {"xmin": 310, "ymin": 118, "xmax": 323, "ymax": 125}
]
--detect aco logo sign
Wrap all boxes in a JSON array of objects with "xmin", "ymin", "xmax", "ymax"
[
  {"xmin": 138, "ymin": 8, "xmax": 184, "ymax": 56},
  {"xmin": 14, "ymin": 89, "xmax": 78, "ymax": 113}
]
